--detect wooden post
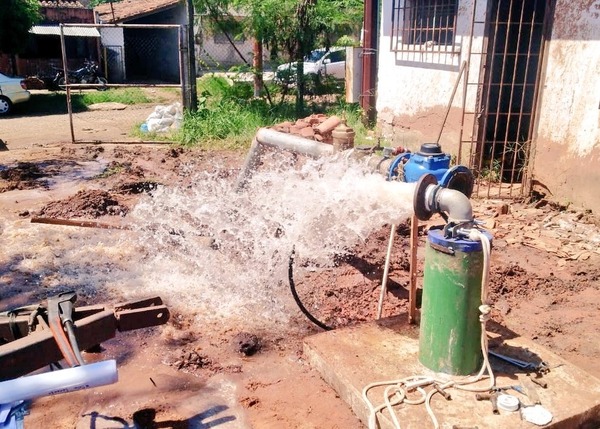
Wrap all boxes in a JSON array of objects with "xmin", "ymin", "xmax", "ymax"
[{"xmin": 409, "ymin": 214, "xmax": 419, "ymax": 324}]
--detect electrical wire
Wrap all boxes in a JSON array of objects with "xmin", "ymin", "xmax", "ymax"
[{"xmin": 362, "ymin": 228, "xmax": 494, "ymax": 429}]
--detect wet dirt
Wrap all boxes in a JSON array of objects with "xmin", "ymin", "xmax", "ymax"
[{"xmin": 1, "ymin": 130, "xmax": 600, "ymax": 428}]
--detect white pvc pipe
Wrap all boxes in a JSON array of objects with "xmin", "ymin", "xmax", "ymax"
[
  {"xmin": 376, "ymin": 223, "xmax": 396, "ymax": 319},
  {"xmin": 0, "ymin": 360, "xmax": 118, "ymax": 404}
]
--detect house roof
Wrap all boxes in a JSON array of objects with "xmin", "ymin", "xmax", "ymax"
[
  {"xmin": 30, "ymin": 25, "xmax": 100, "ymax": 37},
  {"xmin": 94, "ymin": 0, "xmax": 182, "ymax": 23},
  {"xmin": 39, "ymin": 0, "xmax": 86, "ymax": 8}
]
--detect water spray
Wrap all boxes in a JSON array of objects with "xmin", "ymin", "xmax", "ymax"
[{"xmin": 235, "ymin": 128, "xmax": 495, "ymax": 428}]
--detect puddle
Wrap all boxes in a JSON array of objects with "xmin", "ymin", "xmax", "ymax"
[{"xmin": 0, "ymin": 159, "xmax": 108, "ymax": 216}]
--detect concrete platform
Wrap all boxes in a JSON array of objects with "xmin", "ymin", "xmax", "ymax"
[{"xmin": 304, "ymin": 315, "xmax": 600, "ymax": 429}]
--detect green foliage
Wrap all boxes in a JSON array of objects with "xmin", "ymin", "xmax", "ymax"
[
  {"xmin": 480, "ymin": 159, "xmax": 502, "ymax": 183},
  {"xmin": 78, "ymin": 88, "xmax": 152, "ymax": 106},
  {"xmin": 194, "ymin": 0, "xmax": 363, "ymax": 114},
  {"xmin": 88, "ymin": 0, "xmax": 121, "ymax": 7},
  {"xmin": 181, "ymin": 76, "xmax": 296, "ymax": 148},
  {"xmin": 0, "ymin": 0, "xmax": 41, "ymax": 55},
  {"xmin": 180, "ymin": 75, "xmax": 369, "ymax": 149}
]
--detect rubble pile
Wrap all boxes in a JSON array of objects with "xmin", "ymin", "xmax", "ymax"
[{"xmin": 271, "ymin": 114, "xmax": 342, "ymax": 143}]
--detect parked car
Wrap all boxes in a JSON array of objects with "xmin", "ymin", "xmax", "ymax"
[
  {"xmin": 0, "ymin": 72, "xmax": 31, "ymax": 116},
  {"xmin": 275, "ymin": 47, "xmax": 346, "ymax": 85}
]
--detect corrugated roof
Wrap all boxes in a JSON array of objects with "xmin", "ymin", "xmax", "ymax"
[
  {"xmin": 94, "ymin": 0, "xmax": 181, "ymax": 23},
  {"xmin": 30, "ymin": 25, "xmax": 100, "ymax": 37}
]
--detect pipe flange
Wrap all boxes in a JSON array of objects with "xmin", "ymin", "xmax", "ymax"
[
  {"xmin": 413, "ymin": 173, "xmax": 438, "ymax": 221},
  {"xmin": 440, "ymin": 165, "xmax": 474, "ymax": 198},
  {"xmin": 388, "ymin": 153, "xmax": 410, "ymax": 180}
]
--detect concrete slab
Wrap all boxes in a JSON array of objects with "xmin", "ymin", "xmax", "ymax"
[{"xmin": 304, "ymin": 314, "xmax": 600, "ymax": 429}]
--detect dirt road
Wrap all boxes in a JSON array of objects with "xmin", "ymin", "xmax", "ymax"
[{"xmin": 1, "ymin": 109, "xmax": 599, "ymax": 428}]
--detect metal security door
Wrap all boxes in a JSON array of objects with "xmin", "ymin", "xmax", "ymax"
[{"xmin": 461, "ymin": 0, "xmax": 551, "ymax": 198}]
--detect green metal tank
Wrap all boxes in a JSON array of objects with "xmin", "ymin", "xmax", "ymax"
[{"xmin": 418, "ymin": 228, "xmax": 491, "ymax": 375}]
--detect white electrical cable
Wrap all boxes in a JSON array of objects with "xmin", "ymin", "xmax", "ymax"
[{"xmin": 362, "ymin": 228, "xmax": 494, "ymax": 429}]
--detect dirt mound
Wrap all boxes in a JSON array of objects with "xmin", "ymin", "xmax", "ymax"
[
  {"xmin": 0, "ymin": 162, "xmax": 48, "ymax": 192},
  {"xmin": 38, "ymin": 189, "xmax": 128, "ymax": 218}
]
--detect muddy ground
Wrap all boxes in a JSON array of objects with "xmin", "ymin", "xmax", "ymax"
[{"xmin": 1, "ymin": 105, "xmax": 600, "ymax": 428}]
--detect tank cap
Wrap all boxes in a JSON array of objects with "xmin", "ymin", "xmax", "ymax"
[
  {"xmin": 418, "ymin": 143, "xmax": 443, "ymax": 156},
  {"xmin": 497, "ymin": 394, "xmax": 520, "ymax": 412}
]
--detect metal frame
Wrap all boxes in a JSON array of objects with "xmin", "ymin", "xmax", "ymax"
[
  {"xmin": 0, "ymin": 296, "xmax": 169, "ymax": 380},
  {"xmin": 59, "ymin": 23, "xmax": 185, "ymax": 144},
  {"xmin": 390, "ymin": 0, "xmax": 460, "ymax": 62},
  {"xmin": 458, "ymin": 0, "xmax": 550, "ymax": 199}
]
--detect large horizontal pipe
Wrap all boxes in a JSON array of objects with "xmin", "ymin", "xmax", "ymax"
[
  {"xmin": 255, "ymin": 128, "xmax": 334, "ymax": 158},
  {"xmin": 236, "ymin": 128, "xmax": 334, "ymax": 191}
]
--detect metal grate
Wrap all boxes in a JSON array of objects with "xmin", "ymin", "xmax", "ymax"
[
  {"xmin": 391, "ymin": 0, "xmax": 459, "ymax": 55},
  {"xmin": 459, "ymin": 0, "xmax": 549, "ymax": 199}
]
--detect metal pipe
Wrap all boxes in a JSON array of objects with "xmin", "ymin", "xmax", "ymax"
[
  {"xmin": 235, "ymin": 129, "xmax": 334, "ymax": 191},
  {"xmin": 360, "ymin": 0, "xmax": 378, "ymax": 123},
  {"xmin": 256, "ymin": 128, "xmax": 334, "ymax": 157},
  {"xmin": 426, "ymin": 185, "xmax": 474, "ymax": 223}
]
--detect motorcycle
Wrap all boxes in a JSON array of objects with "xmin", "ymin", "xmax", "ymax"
[{"xmin": 52, "ymin": 60, "xmax": 108, "ymax": 91}]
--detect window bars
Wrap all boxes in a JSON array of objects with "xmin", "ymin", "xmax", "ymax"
[{"xmin": 391, "ymin": 0, "xmax": 459, "ymax": 55}]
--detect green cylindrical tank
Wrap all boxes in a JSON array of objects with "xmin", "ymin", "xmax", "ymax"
[{"xmin": 418, "ymin": 228, "xmax": 491, "ymax": 375}]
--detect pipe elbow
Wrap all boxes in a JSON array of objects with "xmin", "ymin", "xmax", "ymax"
[{"xmin": 434, "ymin": 187, "xmax": 474, "ymax": 224}]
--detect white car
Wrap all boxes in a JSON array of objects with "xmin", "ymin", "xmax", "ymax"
[
  {"xmin": 276, "ymin": 47, "xmax": 346, "ymax": 85},
  {"xmin": 0, "ymin": 72, "xmax": 31, "ymax": 116}
]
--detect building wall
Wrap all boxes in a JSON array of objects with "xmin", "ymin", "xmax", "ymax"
[
  {"xmin": 376, "ymin": 0, "xmax": 486, "ymax": 155},
  {"xmin": 195, "ymin": 16, "xmax": 256, "ymax": 71},
  {"xmin": 42, "ymin": 7, "xmax": 93, "ymax": 24},
  {"xmin": 197, "ymin": 33, "xmax": 254, "ymax": 70},
  {"xmin": 531, "ymin": 0, "xmax": 600, "ymax": 212}
]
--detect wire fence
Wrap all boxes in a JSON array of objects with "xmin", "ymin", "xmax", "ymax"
[{"xmin": 59, "ymin": 23, "xmax": 184, "ymax": 144}]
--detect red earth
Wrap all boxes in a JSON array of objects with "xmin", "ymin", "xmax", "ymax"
[{"xmin": 1, "ymin": 107, "xmax": 599, "ymax": 428}]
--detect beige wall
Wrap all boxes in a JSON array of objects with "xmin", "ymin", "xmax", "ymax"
[
  {"xmin": 376, "ymin": 0, "xmax": 485, "ymax": 157},
  {"xmin": 376, "ymin": 0, "xmax": 600, "ymax": 212},
  {"xmin": 531, "ymin": 0, "xmax": 600, "ymax": 211}
]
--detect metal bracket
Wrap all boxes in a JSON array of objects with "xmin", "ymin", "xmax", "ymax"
[{"xmin": 0, "ymin": 295, "xmax": 169, "ymax": 381}]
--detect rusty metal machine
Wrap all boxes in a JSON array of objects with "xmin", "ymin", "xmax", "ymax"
[{"xmin": 0, "ymin": 292, "xmax": 169, "ymax": 428}]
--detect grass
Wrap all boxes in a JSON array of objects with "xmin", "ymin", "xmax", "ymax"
[
  {"xmin": 23, "ymin": 88, "xmax": 163, "ymax": 116},
  {"xmin": 181, "ymin": 75, "xmax": 370, "ymax": 149},
  {"xmin": 21, "ymin": 77, "xmax": 371, "ymax": 148},
  {"xmin": 77, "ymin": 88, "xmax": 152, "ymax": 105}
]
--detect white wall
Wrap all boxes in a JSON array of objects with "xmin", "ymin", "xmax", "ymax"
[
  {"xmin": 197, "ymin": 35, "xmax": 255, "ymax": 69},
  {"xmin": 377, "ymin": 0, "xmax": 485, "ymax": 116},
  {"xmin": 530, "ymin": 0, "xmax": 600, "ymax": 211},
  {"xmin": 99, "ymin": 27, "xmax": 124, "ymax": 46},
  {"xmin": 534, "ymin": 3, "xmax": 600, "ymax": 158}
]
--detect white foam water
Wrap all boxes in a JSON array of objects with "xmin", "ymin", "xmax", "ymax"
[
  {"xmin": 127, "ymin": 153, "xmax": 415, "ymax": 326},
  {"xmin": 0, "ymin": 153, "xmax": 415, "ymax": 328}
]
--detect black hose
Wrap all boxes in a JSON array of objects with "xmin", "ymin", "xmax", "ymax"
[{"xmin": 288, "ymin": 247, "xmax": 333, "ymax": 331}]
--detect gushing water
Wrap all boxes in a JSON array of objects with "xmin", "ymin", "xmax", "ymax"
[
  {"xmin": 127, "ymin": 153, "xmax": 415, "ymax": 326},
  {"xmin": 0, "ymin": 153, "xmax": 415, "ymax": 328}
]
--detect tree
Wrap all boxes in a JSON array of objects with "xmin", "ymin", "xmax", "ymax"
[
  {"xmin": 194, "ymin": 0, "xmax": 363, "ymax": 115},
  {"xmin": 0, "ymin": 0, "xmax": 41, "ymax": 75}
]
